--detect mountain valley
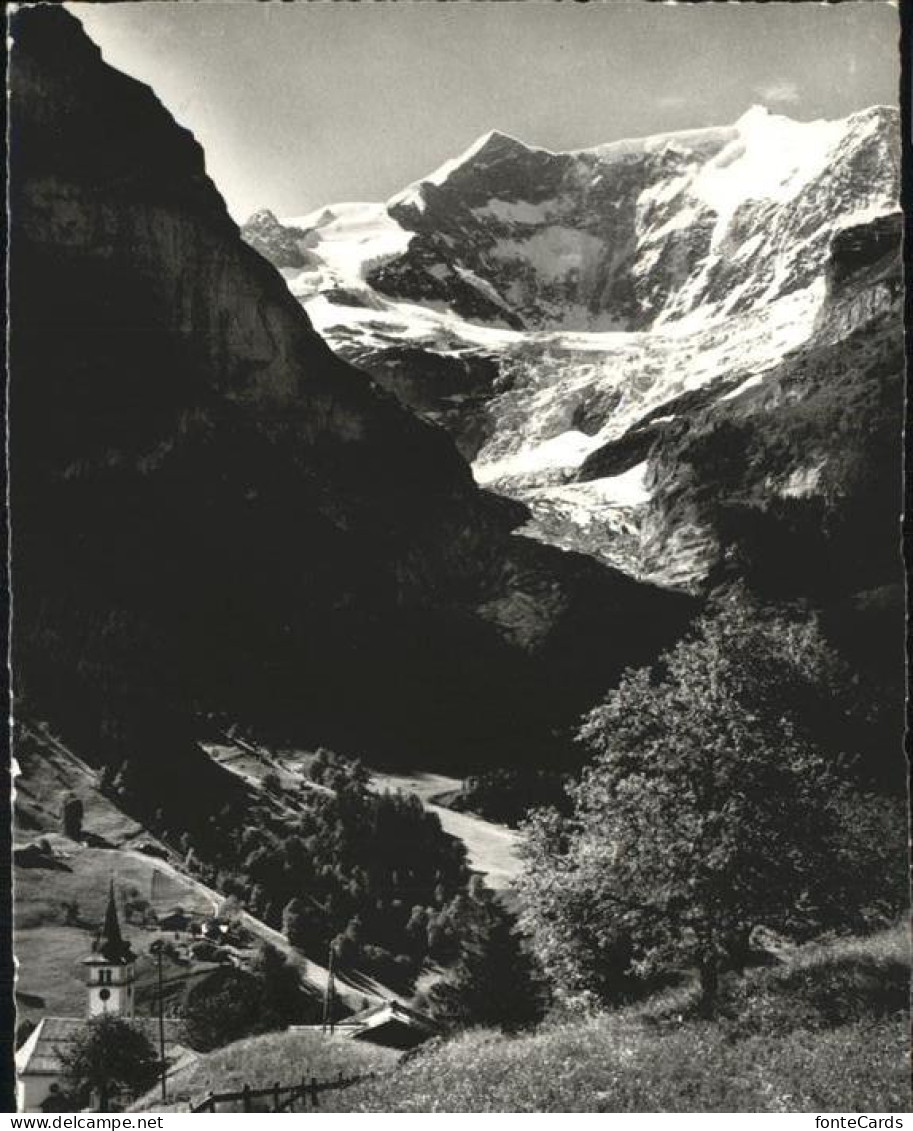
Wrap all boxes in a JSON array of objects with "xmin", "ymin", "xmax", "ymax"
[{"xmin": 8, "ymin": 6, "xmax": 909, "ymax": 1115}]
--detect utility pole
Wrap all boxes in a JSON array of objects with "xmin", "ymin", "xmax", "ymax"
[
  {"xmin": 321, "ymin": 943, "xmax": 336, "ymax": 1036},
  {"xmin": 150, "ymin": 941, "xmax": 167, "ymax": 1102}
]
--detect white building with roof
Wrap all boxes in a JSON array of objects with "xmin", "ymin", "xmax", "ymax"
[{"xmin": 15, "ymin": 884, "xmax": 185, "ymax": 1112}]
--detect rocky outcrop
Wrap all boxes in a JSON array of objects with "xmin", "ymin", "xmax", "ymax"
[
  {"xmin": 638, "ymin": 210, "xmax": 905, "ymax": 785},
  {"xmin": 9, "ymin": 8, "xmax": 693, "ymax": 818},
  {"xmin": 241, "ymin": 209, "xmax": 313, "ymax": 270},
  {"xmin": 335, "ymin": 345, "xmax": 500, "ymax": 461},
  {"xmin": 240, "ymin": 99, "xmax": 902, "ymax": 789}
]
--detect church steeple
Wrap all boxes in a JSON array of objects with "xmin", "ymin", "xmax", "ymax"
[
  {"xmin": 83, "ymin": 880, "xmax": 137, "ymax": 1017},
  {"xmin": 96, "ymin": 880, "xmax": 134, "ymax": 964}
]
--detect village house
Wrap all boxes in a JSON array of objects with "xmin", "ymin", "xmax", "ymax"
[
  {"xmin": 158, "ymin": 908, "xmax": 192, "ymax": 935},
  {"xmin": 293, "ymin": 999, "xmax": 440, "ymax": 1050}
]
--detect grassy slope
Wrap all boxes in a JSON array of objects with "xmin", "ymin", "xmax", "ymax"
[
  {"xmin": 14, "ymin": 837, "xmax": 222, "ymax": 1027},
  {"xmin": 323, "ymin": 1016, "xmax": 907, "ymax": 1113},
  {"xmin": 369, "ymin": 769, "xmax": 523, "ymax": 892},
  {"xmin": 14, "ymin": 733, "xmax": 399, "ymax": 1029},
  {"xmin": 14, "ymin": 725, "xmax": 148, "ymax": 850},
  {"xmin": 205, "ymin": 741, "xmax": 524, "ymax": 892},
  {"xmin": 14, "ymin": 732, "xmax": 220, "ymax": 1027},
  {"xmin": 15, "ymin": 735, "xmax": 184, "ymax": 1023},
  {"xmin": 131, "ymin": 1028, "xmax": 400, "ymax": 1112},
  {"xmin": 320, "ymin": 927, "xmax": 911, "ymax": 1113}
]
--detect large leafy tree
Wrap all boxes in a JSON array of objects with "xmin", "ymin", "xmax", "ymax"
[
  {"xmin": 248, "ymin": 941, "xmax": 313, "ymax": 1029},
  {"xmin": 58, "ymin": 1015, "xmax": 159, "ymax": 1111},
  {"xmin": 518, "ymin": 595, "xmax": 903, "ymax": 1015}
]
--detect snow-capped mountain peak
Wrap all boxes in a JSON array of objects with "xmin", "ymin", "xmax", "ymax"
[
  {"xmin": 440, "ymin": 128, "xmax": 538, "ymax": 168},
  {"xmin": 242, "ymin": 104, "xmax": 900, "ymax": 587},
  {"xmin": 388, "ymin": 128, "xmax": 543, "ymax": 212}
]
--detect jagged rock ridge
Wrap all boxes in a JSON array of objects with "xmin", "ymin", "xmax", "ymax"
[{"xmin": 247, "ymin": 107, "xmax": 898, "ymax": 334}]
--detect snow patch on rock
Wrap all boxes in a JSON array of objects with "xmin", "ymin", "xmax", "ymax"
[
  {"xmin": 489, "ymin": 228, "xmax": 606, "ymax": 282},
  {"xmin": 279, "ymin": 202, "xmax": 413, "ymax": 291},
  {"xmin": 694, "ymin": 107, "xmax": 845, "ymax": 250}
]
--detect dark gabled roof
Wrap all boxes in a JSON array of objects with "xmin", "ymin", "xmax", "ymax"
[{"xmin": 340, "ymin": 999, "xmax": 439, "ymax": 1032}]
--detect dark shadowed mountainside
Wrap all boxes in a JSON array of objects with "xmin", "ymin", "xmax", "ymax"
[{"xmin": 8, "ymin": 8, "xmax": 693, "ymax": 831}]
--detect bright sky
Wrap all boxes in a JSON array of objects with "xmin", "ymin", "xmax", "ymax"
[{"xmin": 69, "ymin": 1, "xmax": 900, "ymax": 223}]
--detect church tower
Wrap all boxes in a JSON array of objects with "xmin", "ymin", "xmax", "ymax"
[{"xmin": 83, "ymin": 882, "xmax": 137, "ymax": 1018}]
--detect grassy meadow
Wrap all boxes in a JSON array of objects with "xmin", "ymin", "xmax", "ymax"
[
  {"xmin": 318, "ymin": 925, "xmax": 910, "ymax": 1113},
  {"xmin": 131, "ymin": 1028, "xmax": 400, "ymax": 1112}
]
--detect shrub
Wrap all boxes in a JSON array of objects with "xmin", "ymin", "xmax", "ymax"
[
  {"xmin": 183, "ymin": 944, "xmax": 312, "ymax": 1049},
  {"xmin": 182, "ymin": 968, "xmax": 266, "ymax": 1051},
  {"xmin": 450, "ymin": 769, "xmax": 570, "ymax": 827}
]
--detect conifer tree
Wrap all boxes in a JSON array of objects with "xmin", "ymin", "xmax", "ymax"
[{"xmin": 429, "ymin": 880, "xmax": 548, "ymax": 1032}]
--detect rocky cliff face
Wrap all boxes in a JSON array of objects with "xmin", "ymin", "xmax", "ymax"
[{"xmin": 9, "ymin": 8, "xmax": 692, "ymax": 817}]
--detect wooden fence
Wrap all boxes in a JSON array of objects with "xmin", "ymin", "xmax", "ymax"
[{"xmin": 190, "ymin": 1070, "xmax": 375, "ymax": 1113}]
